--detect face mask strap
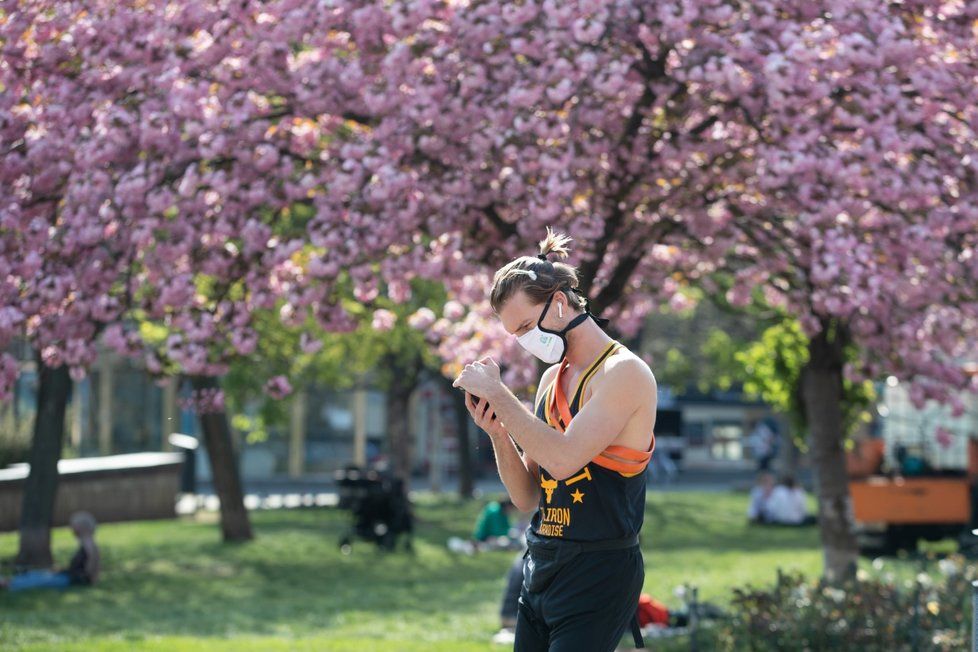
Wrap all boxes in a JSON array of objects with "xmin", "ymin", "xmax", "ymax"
[
  {"xmin": 539, "ymin": 291, "xmax": 606, "ymax": 335},
  {"xmin": 536, "ymin": 293, "xmax": 557, "ymax": 334},
  {"xmin": 561, "ymin": 312, "xmax": 591, "ymax": 333},
  {"xmin": 519, "ymin": 291, "xmax": 610, "ymax": 363},
  {"xmin": 581, "ymin": 294, "xmax": 610, "ymax": 329},
  {"xmin": 589, "ymin": 311, "xmax": 610, "ymax": 329}
]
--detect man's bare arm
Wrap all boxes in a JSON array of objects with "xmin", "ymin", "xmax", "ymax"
[
  {"xmin": 486, "ymin": 427, "xmax": 539, "ymax": 513},
  {"xmin": 486, "ymin": 358, "xmax": 652, "ymax": 480},
  {"xmin": 468, "ymin": 368, "xmax": 556, "ymax": 512}
]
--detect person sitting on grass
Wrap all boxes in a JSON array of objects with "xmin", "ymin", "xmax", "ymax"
[
  {"xmin": 473, "ymin": 498, "xmax": 516, "ymax": 549},
  {"xmin": 747, "ymin": 472, "xmax": 776, "ymax": 524},
  {"xmin": 765, "ymin": 475, "xmax": 816, "ymax": 526},
  {"xmin": 447, "ymin": 499, "xmax": 521, "ymax": 555},
  {"xmin": 0, "ymin": 511, "xmax": 100, "ymax": 592}
]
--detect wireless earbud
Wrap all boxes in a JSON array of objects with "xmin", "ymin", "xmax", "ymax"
[{"xmin": 558, "ymin": 303, "xmax": 563, "ymax": 318}]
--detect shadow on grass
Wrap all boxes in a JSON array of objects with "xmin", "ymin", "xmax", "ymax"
[
  {"xmin": 0, "ymin": 503, "xmax": 510, "ymax": 642},
  {"xmin": 0, "ymin": 491, "xmax": 820, "ymax": 645}
]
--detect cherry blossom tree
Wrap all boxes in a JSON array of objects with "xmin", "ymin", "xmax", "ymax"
[
  {"xmin": 4, "ymin": 0, "xmax": 977, "ymax": 582},
  {"xmin": 1, "ymin": 0, "xmax": 470, "ymax": 560},
  {"xmin": 401, "ymin": 0, "xmax": 978, "ymax": 581}
]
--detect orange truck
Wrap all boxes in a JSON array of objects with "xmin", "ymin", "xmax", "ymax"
[
  {"xmin": 848, "ymin": 465, "xmax": 975, "ymax": 554},
  {"xmin": 847, "ymin": 372, "xmax": 978, "ymax": 554}
]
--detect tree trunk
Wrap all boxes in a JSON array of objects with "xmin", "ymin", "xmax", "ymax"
[
  {"xmin": 190, "ymin": 375, "xmax": 253, "ymax": 542},
  {"xmin": 387, "ymin": 375, "xmax": 414, "ymax": 487},
  {"xmin": 801, "ymin": 326, "xmax": 858, "ymax": 584},
  {"xmin": 17, "ymin": 359, "xmax": 71, "ymax": 568},
  {"xmin": 446, "ymin": 376, "xmax": 475, "ymax": 499}
]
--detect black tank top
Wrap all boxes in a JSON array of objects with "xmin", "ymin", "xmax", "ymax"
[{"xmin": 529, "ymin": 341, "xmax": 654, "ymax": 542}]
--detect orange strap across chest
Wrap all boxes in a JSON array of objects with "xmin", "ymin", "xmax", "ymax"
[{"xmin": 544, "ymin": 343, "xmax": 654, "ymax": 476}]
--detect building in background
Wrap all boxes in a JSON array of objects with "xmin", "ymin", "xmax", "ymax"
[
  {"xmin": 657, "ymin": 384, "xmax": 786, "ymax": 470},
  {"xmin": 0, "ymin": 347, "xmax": 476, "ymax": 485},
  {"xmin": 878, "ymin": 376, "xmax": 978, "ymax": 473},
  {"xmin": 4, "ymin": 338, "xmax": 798, "ymax": 479}
]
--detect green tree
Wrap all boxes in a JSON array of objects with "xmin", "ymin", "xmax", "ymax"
[
  {"xmin": 646, "ymin": 297, "xmax": 875, "ymax": 447},
  {"xmin": 221, "ymin": 278, "xmax": 472, "ymax": 492}
]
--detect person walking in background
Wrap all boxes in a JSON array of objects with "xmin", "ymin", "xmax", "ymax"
[
  {"xmin": 492, "ymin": 506, "xmax": 534, "ymax": 645},
  {"xmin": 747, "ymin": 420, "xmax": 777, "ymax": 471},
  {"xmin": 493, "ymin": 553, "xmax": 527, "ymax": 645}
]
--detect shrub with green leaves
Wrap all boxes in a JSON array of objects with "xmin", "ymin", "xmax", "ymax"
[{"xmin": 712, "ymin": 559, "xmax": 973, "ymax": 651}]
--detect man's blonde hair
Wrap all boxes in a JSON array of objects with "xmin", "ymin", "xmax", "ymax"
[{"xmin": 489, "ymin": 227, "xmax": 586, "ymax": 314}]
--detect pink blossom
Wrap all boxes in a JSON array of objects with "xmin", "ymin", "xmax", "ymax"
[
  {"xmin": 299, "ymin": 332, "xmax": 324, "ymax": 355},
  {"xmin": 264, "ymin": 375, "xmax": 293, "ymax": 400},
  {"xmin": 443, "ymin": 301, "xmax": 466, "ymax": 320},
  {"xmin": 371, "ymin": 309, "xmax": 397, "ymax": 331},
  {"xmin": 1, "ymin": 0, "xmax": 976, "ymax": 464},
  {"xmin": 935, "ymin": 427, "xmax": 954, "ymax": 450},
  {"xmin": 407, "ymin": 307, "xmax": 437, "ymax": 330}
]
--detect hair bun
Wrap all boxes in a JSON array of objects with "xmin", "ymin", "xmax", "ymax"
[{"xmin": 537, "ymin": 227, "xmax": 572, "ymax": 260}]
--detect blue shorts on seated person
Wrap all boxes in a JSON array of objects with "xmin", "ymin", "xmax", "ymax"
[{"xmin": 8, "ymin": 570, "xmax": 71, "ymax": 592}]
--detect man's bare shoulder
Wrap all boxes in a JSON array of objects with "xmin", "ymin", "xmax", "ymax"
[
  {"xmin": 604, "ymin": 347, "xmax": 657, "ymax": 392},
  {"xmin": 538, "ymin": 363, "xmax": 561, "ymax": 389},
  {"xmin": 531, "ymin": 363, "xmax": 561, "ymax": 408}
]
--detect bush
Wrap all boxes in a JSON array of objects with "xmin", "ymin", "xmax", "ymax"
[{"xmin": 712, "ymin": 559, "xmax": 973, "ymax": 651}]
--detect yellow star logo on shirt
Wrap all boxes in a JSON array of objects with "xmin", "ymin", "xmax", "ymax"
[{"xmin": 571, "ymin": 488, "xmax": 585, "ymax": 504}]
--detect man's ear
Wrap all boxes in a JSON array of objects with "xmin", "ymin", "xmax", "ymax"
[{"xmin": 554, "ymin": 291, "xmax": 567, "ymax": 319}]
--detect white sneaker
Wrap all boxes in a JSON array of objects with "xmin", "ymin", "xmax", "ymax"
[
  {"xmin": 491, "ymin": 628, "xmax": 516, "ymax": 645},
  {"xmin": 447, "ymin": 537, "xmax": 475, "ymax": 555}
]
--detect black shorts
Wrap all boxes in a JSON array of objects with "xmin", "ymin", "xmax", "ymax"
[{"xmin": 515, "ymin": 542, "xmax": 644, "ymax": 652}]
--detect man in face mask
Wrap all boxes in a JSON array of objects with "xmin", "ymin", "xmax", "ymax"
[{"xmin": 452, "ymin": 229, "xmax": 658, "ymax": 652}]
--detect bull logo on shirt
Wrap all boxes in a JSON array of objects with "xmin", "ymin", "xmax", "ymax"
[{"xmin": 541, "ymin": 477, "xmax": 558, "ymax": 504}]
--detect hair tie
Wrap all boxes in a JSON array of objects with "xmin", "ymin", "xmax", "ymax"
[{"xmin": 537, "ymin": 253, "xmax": 548, "ymax": 261}]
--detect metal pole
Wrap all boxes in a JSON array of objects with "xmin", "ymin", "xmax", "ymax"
[
  {"xmin": 910, "ymin": 573, "xmax": 921, "ymax": 652},
  {"xmin": 972, "ymin": 580, "xmax": 978, "ymax": 652},
  {"xmin": 353, "ymin": 387, "xmax": 367, "ymax": 467},
  {"xmin": 98, "ymin": 351, "xmax": 113, "ymax": 454},
  {"xmin": 289, "ymin": 390, "xmax": 307, "ymax": 477},
  {"xmin": 162, "ymin": 378, "xmax": 177, "ymax": 451},
  {"xmin": 689, "ymin": 584, "xmax": 699, "ymax": 652},
  {"xmin": 430, "ymin": 389, "xmax": 442, "ymax": 493}
]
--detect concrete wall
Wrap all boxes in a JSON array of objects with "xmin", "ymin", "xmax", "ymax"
[{"xmin": 0, "ymin": 453, "xmax": 182, "ymax": 532}]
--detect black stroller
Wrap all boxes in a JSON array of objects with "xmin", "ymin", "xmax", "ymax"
[{"xmin": 334, "ymin": 465, "xmax": 413, "ymax": 553}]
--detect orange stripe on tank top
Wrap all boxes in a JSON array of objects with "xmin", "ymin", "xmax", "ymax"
[{"xmin": 545, "ymin": 342, "xmax": 654, "ymax": 476}]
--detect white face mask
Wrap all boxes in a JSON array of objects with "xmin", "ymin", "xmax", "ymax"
[
  {"xmin": 515, "ymin": 292, "xmax": 597, "ymax": 364},
  {"xmin": 516, "ymin": 327, "xmax": 564, "ymax": 364}
]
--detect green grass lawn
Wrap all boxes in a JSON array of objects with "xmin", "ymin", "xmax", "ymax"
[{"xmin": 0, "ymin": 491, "xmax": 899, "ymax": 651}]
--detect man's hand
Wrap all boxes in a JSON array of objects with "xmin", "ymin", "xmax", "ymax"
[
  {"xmin": 465, "ymin": 392, "xmax": 508, "ymax": 439},
  {"xmin": 452, "ymin": 356, "xmax": 503, "ymax": 399}
]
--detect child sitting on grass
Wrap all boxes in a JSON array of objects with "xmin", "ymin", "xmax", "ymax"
[{"xmin": 0, "ymin": 511, "xmax": 100, "ymax": 592}]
